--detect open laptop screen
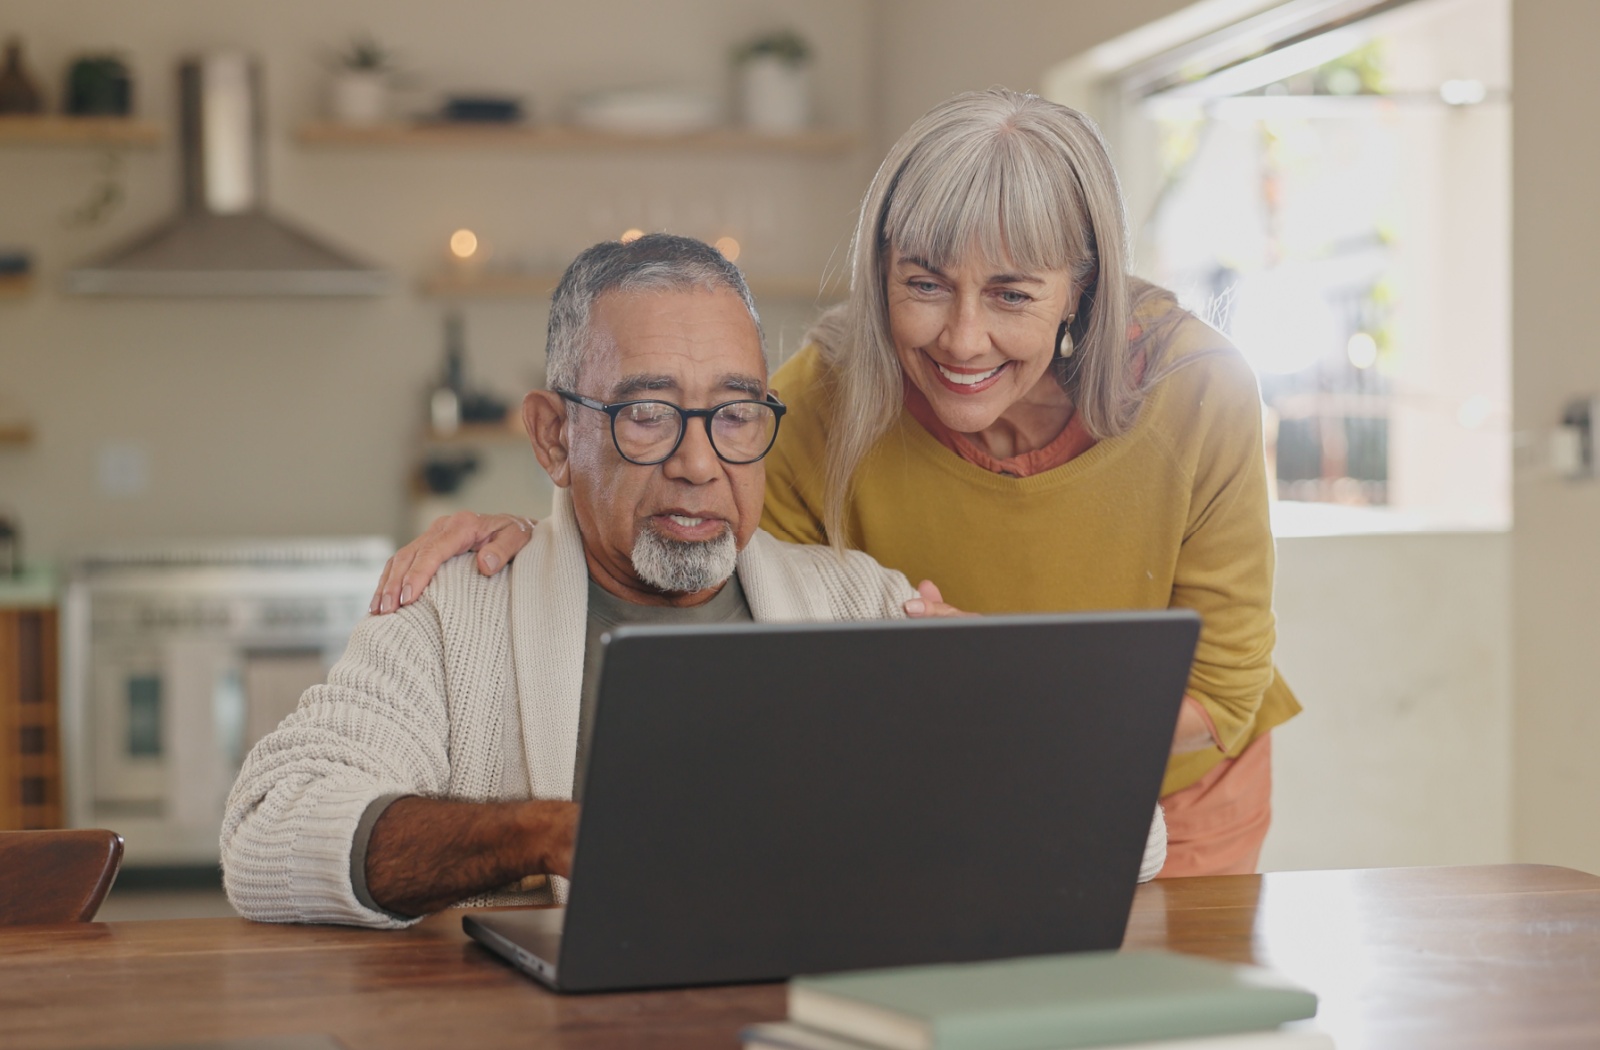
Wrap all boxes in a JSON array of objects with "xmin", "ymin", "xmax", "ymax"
[{"xmin": 474, "ymin": 611, "xmax": 1198, "ymax": 992}]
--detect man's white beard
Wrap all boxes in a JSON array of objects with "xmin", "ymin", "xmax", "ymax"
[{"xmin": 631, "ymin": 523, "xmax": 738, "ymax": 594}]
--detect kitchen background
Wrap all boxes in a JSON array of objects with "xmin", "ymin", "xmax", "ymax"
[
  {"xmin": 0, "ymin": 0, "xmax": 884, "ymax": 548},
  {"xmin": 3, "ymin": 0, "xmax": 1599, "ymax": 912}
]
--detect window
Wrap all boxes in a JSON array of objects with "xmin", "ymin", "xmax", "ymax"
[{"xmin": 1087, "ymin": 0, "xmax": 1509, "ymax": 528}]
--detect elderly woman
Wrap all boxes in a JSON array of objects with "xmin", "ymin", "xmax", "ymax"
[{"xmin": 374, "ymin": 88, "xmax": 1299, "ymax": 877}]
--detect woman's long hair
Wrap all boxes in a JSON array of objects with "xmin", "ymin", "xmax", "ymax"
[{"xmin": 812, "ymin": 87, "xmax": 1181, "ymax": 548}]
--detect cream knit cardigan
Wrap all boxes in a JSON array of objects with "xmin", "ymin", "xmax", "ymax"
[{"xmin": 221, "ymin": 491, "xmax": 1167, "ymax": 928}]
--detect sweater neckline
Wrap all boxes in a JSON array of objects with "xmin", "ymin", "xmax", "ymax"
[
  {"xmin": 901, "ymin": 377, "xmax": 1095, "ymax": 478},
  {"xmin": 890, "ymin": 359, "xmax": 1169, "ymax": 494},
  {"xmin": 895, "ymin": 336, "xmax": 1152, "ymax": 483}
]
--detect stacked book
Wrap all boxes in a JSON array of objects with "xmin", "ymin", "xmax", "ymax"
[{"xmin": 742, "ymin": 951, "xmax": 1331, "ymax": 1050}]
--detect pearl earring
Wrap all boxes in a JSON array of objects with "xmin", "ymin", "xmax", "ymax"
[{"xmin": 1056, "ymin": 315, "xmax": 1076, "ymax": 358}]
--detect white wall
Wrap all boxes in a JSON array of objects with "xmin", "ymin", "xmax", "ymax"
[
  {"xmin": 1510, "ymin": 0, "xmax": 1600, "ymax": 875},
  {"xmin": 872, "ymin": 0, "xmax": 1202, "ymax": 154},
  {"xmin": 1266, "ymin": 530, "xmax": 1513, "ymax": 870}
]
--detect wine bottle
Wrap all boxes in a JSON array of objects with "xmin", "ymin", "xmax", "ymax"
[{"xmin": 428, "ymin": 311, "xmax": 466, "ymax": 435}]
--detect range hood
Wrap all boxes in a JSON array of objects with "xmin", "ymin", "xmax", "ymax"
[{"xmin": 67, "ymin": 53, "xmax": 390, "ymax": 297}]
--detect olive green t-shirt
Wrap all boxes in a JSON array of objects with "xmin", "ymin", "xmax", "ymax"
[{"xmin": 575, "ymin": 575, "xmax": 753, "ymax": 799}]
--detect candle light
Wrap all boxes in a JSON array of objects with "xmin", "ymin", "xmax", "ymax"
[{"xmin": 449, "ymin": 228, "xmax": 480, "ymax": 260}]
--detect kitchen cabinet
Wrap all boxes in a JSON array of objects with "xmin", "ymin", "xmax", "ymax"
[{"xmin": 0, "ymin": 569, "xmax": 61, "ymax": 830}]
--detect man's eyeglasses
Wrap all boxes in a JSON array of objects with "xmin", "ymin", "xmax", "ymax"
[{"xmin": 557, "ymin": 390, "xmax": 788, "ymax": 466}]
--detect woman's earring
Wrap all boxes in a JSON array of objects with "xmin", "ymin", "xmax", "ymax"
[{"xmin": 1055, "ymin": 320, "xmax": 1074, "ymax": 359}]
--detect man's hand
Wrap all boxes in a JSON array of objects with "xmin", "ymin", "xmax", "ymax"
[
  {"xmin": 365, "ymin": 797, "xmax": 578, "ymax": 917},
  {"xmin": 903, "ymin": 579, "xmax": 971, "ymax": 618},
  {"xmin": 531, "ymin": 800, "xmax": 579, "ymax": 879},
  {"xmin": 370, "ymin": 511, "xmax": 538, "ymax": 614}
]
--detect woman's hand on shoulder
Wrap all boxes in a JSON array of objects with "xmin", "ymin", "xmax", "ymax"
[
  {"xmin": 370, "ymin": 511, "xmax": 537, "ymax": 614},
  {"xmin": 902, "ymin": 579, "xmax": 972, "ymax": 619}
]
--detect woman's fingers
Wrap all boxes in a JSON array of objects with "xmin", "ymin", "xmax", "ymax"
[
  {"xmin": 902, "ymin": 578, "xmax": 971, "ymax": 618},
  {"xmin": 370, "ymin": 511, "xmax": 501, "ymax": 614},
  {"xmin": 370, "ymin": 554, "xmax": 402, "ymax": 615},
  {"xmin": 473, "ymin": 514, "xmax": 538, "ymax": 575}
]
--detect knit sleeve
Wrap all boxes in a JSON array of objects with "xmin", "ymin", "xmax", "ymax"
[
  {"xmin": 1163, "ymin": 350, "xmax": 1278, "ymax": 754},
  {"xmin": 1139, "ymin": 805, "xmax": 1168, "ymax": 882},
  {"xmin": 834, "ymin": 550, "xmax": 918, "ymax": 619},
  {"xmin": 219, "ymin": 599, "xmax": 455, "ymax": 928}
]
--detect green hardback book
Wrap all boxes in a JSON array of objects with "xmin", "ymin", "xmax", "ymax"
[
  {"xmin": 786, "ymin": 951, "xmax": 1319, "ymax": 1050},
  {"xmin": 742, "ymin": 1022, "xmax": 1336, "ymax": 1050}
]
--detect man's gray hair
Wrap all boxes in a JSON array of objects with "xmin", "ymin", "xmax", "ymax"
[{"xmin": 545, "ymin": 233, "xmax": 763, "ymax": 392}]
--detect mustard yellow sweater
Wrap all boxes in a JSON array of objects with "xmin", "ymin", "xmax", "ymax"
[{"xmin": 763, "ymin": 319, "xmax": 1300, "ymax": 795}]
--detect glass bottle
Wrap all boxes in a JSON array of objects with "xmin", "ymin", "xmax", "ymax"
[{"xmin": 428, "ymin": 311, "xmax": 466, "ymax": 435}]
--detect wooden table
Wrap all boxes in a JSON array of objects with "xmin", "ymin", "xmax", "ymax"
[{"xmin": 2, "ymin": 864, "xmax": 1598, "ymax": 1049}]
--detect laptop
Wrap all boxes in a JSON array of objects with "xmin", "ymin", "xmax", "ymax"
[{"xmin": 464, "ymin": 610, "xmax": 1199, "ymax": 993}]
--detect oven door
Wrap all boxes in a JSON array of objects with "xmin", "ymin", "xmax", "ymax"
[{"xmin": 62, "ymin": 566, "xmax": 375, "ymax": 866}]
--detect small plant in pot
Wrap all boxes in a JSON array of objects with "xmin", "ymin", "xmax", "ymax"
[
  {"xmin": 329, "ymin": 36, "xmax": 393, "ymax": 126},
  {"xmin": 733, "ymin": 29, "xmax": 812, "ymax": 135}
]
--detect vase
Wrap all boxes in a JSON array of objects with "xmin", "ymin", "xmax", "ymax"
[
  {"xmin": 738, "ymin": 56, "xmax": 811, "ymax": 135},
  {"xmin": 329, "ymin": 70, "xmax": 387, "ymax": 125},
  {"xmin": 0, "ymin": 38, "xmax": 44, "ymax": 114}
]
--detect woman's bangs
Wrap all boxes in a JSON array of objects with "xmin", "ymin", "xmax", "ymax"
[{"xmin": 885, "ymin": 134, "xmax": 1080, "ymax": 274}]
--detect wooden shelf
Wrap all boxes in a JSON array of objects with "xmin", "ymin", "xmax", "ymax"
[
  {"xmin": 0, "ymin": 423, "xmax": 34, "ymax": 447},
  {"xmin": 295, "ymin": 121, "xmax": 858, "ymax": 156},
  {"xmin": 421, "ymin": 271, "xmax": 845, "ymax": 302},
  {"xmin": 0, "ymin": 274, "xmax": 34, "ymax": 300},
  {"xmin": 0, "ymin": 116, "xmax": 162, "ymax": 147},
  {"xmin": 425, "ymin": 421, "xmax": 527, "ymax": 445},
  {"xmin": 422, "ymin": 272, "xmax": 559, "ymax": 299}
]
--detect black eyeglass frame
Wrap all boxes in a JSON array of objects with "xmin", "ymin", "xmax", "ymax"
[{"xmin": 556, "ymin": 389, "xmax": 788, "ymax": 466}]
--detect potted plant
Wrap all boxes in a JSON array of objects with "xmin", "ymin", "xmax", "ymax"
[
  {"xmin": 733, "ymin": 29, "xmax": 812, "ymax": 135},
  {"xmin": 328, "ymin": 36, "xmax": 392, "ymax": 126}
]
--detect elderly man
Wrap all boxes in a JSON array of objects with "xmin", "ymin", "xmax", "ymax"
[{"xmin": 221, "ymin": 234, "xmax": 1165, "ymax": 928}]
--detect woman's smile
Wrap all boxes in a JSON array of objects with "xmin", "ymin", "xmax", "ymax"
[{"xmin": 928, "ymin": 354, "xmax": 1010, "ymax": 393}]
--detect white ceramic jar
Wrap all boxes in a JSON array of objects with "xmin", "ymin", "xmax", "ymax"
[
  {"xmin": 329, "ymin": 69, "xmax": 387, "ymax": 125},
  {"xmin": 738, "ymin": 55, "xmax": 810, "ymax": 134}
]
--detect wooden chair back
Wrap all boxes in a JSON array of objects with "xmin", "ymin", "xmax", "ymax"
[{"xmin": 0, "ymin": 829, "xmax": 125, "ymax": 924}]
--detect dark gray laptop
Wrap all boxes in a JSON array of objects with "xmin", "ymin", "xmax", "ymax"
[{"xmin": 463, "ymin": 610, "xmax": 1199, "ymax": 993}]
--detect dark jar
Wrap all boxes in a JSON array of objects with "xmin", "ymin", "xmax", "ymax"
[{"xmin": 65, "ymin": 55, "xmax": 133, "ymax": 116}]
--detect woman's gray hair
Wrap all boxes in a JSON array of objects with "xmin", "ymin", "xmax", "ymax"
[
  {"xmin": 812, "ymin": 87, "xmax": 1182, "ymax": 548},
  {"xmin": 546, "ymin": 233, "xmax": 762, "ymax": 392}
]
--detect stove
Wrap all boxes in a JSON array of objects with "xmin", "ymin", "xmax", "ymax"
[{"xmin": 60, "ymin": 538, "xmax": 392, "ymax": 867}]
